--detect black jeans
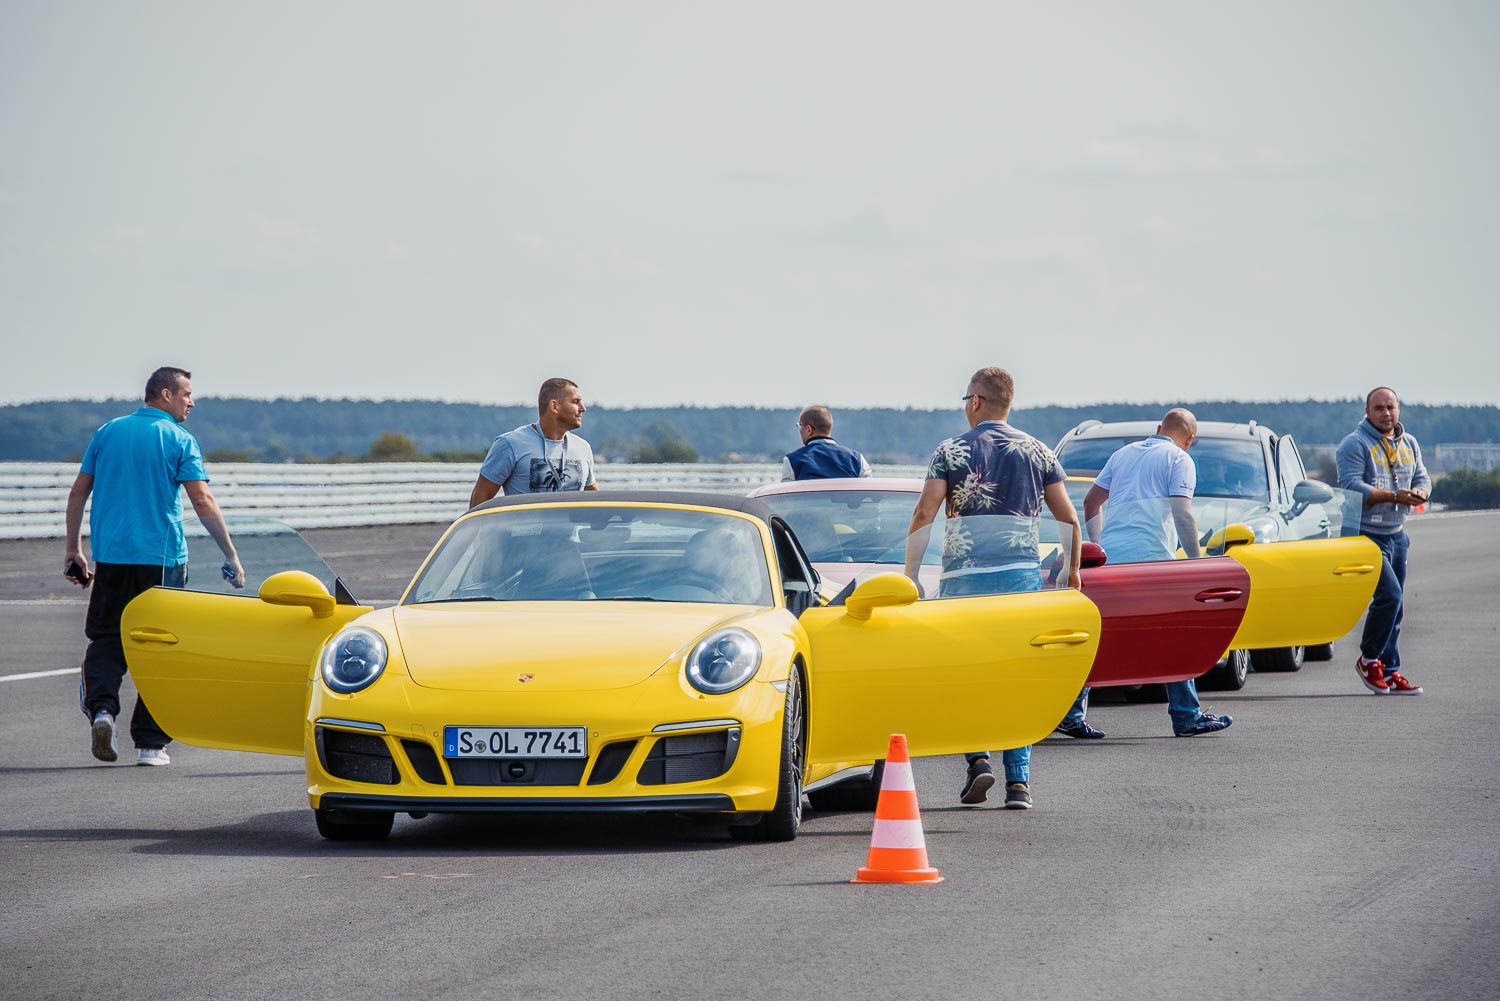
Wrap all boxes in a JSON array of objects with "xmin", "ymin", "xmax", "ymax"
[{"xmin": 81, "ymin": 562, "xmax": 186, "ymax": 751}]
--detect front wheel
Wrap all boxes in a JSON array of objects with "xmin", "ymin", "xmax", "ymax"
[
  {"xmin": 1250, "ymin": 646, "xmax": 1305, "ymax": 673},
  {"xmin": 730, "ymin": 668, "xmax": 805, "ymax": 842},
  {"xmin": 315, "ymin": 806, "xmax": 394, "ymax": 841},
  {"xmin": 1304, "ymin": 642, "xmax": 1335, "ymax": 662}
]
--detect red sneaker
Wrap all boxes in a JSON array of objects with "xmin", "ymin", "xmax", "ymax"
[
  {"xmin": 1356, "ymin": 657, "xmax": 1390, "ymax": 694},
  {"xmin": 1385, "ymin": 671, "xmax": 1424, "ymax": 695}
]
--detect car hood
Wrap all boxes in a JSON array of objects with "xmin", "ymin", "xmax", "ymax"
[{"xmin": 392, "ymin": 602, "xmax": 754, "ymax": 692}]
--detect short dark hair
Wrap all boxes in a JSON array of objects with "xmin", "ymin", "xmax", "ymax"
[
  {"xmin": 969, "ymin": 368, "xmax": 1015, "ymax": 412},
  {"xmin": 145, "ymin": 367, "xmax": 190, "ymax": 402},
  {"xmin": 798, "ymin": 405, "xmax": 833, "ymax": 435},
  {"xmin": 538, "ymin": 377, "xmax": 578, "ymax": 415},
  {"xmin": 1366, "ymin": 386, "xmax": 1398, "ymax": 406}
]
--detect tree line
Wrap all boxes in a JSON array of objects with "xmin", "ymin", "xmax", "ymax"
[{"xmin": 4, "ymin": 396, "xmax": 1499, "ymax": 465}]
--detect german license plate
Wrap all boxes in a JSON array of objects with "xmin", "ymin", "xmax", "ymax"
[{"xmin": 443, "ymin": 726, "xmax": 587, "ymax": 759}]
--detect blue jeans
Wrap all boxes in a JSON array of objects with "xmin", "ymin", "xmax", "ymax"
[
  {"xmin": 1359, "ymin": 530, "xmax": 1409, "ymax": 671},
  {"xmin": 1063, "ymin": 680, "xmax": 1203, "ymax": 733},
  {"xmin": 943, "ymin": 567, "xmax": 1043, "ymax": 785}
]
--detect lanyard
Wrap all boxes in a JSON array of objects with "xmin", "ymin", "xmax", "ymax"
[
  {"xmin": 532, "ymin": 424, "xmax": 569, "ymax": 489},
  {"xmin": 1376, "ymin": 434, "xmax": 1401, "ymax": 491}
]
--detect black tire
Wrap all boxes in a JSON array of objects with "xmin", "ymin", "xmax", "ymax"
[
  {"xmin": 1199, "ymin": 648, "xmax": 1252, "ymax": 691},
  {"xmin": 1124, "ymin": 683, "xmax": 1169, "ymax": 703},
  {"xmin": 807, "ymin": 759, "xmax": 885, "ymax": 813},
  {"xmin": 1250, "ymin": 645, "xmax": 1305, "ymax": 673},
  {"xmin": 1304, "ymin": 642, "xmax": 1335, "ymax": 662},
  {"xmin": 730, "ymin": 668, "xmax": 806, "ymax": 842},
  {"xmin": 315, "ymin": 806, "xmax": 394, "ymax": 841}
]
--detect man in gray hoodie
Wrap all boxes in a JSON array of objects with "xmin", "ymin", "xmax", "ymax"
[{"xmin": 1337, "ymin": 387, "xmax": 1431, "ymax": 695}]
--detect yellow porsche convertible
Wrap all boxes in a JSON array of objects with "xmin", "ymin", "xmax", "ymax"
[{"xmin": 122, "ymin": 492, "xmax": 1102, "ymax": 842}]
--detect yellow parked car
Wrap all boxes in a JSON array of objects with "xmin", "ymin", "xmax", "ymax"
[{"xmin": 122, "ymin": 493, "xmax": 1102, "ymax": 842}]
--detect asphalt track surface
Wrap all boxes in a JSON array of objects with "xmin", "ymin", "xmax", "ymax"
[{"xmin": 2, "ymin": 515, "xmax": 1497, "ymax": 1001}]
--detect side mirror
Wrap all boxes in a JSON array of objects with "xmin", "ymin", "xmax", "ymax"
[
  {"xmin": 259, "ymin": 570, "xmax": 336, "ymax": 618},
  {"xmin": 1081, "ymin": 541, "xmax": 1107, "ymax": 569},
  {"xmin": 1288, "ymin": 479, "xmax": 1336, "ymax": 518},
  {"xmin": 1219, "ymin": 524, "xmax": 1256, "ymax": 550},
  {"xmin": 844, "ymin": 572, "xmax": 919, "ymax": 620}
]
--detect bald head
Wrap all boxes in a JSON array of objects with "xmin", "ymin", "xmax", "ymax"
[
  {"xmin": 798, "ymin": 405, "xmax": 833, "ymax": 437},
  {"xmin": 1158, "ymin": 408, "xmax": 1197, "ymax": 448}
]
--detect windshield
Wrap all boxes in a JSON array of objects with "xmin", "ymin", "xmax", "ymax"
[
  {"xmin": 1189, "ymin": 439, "xmax": 1270, "ymax": 501},
  {"xmin": 758, "ymin": 489, "xmax": 942, "ymax": 565},
  {"xmin": 404, "ymin": 506, "xmax": 774, "ymax": 606},
  {"xmin": 176, "ymin": 516, "xmax": 346, "ymax": 598},
  {"xmin": 1058, "ymin": 435, "xmax": 1270, "ymax": 503},
  {"xmin": 1052, "ymin": 484, "xmax": 1367, "ymax": 561},
  {"xmin": 1055, "ymin": 435, "xmax": 1148, "ymax": 477}
]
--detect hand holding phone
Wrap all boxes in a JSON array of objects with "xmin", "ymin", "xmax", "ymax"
[{"xmin": 65, "ymin": 559, "xmax": 93, "ymax": 588}]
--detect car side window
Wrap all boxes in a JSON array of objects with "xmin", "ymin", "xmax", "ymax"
[
  {"xmin": 1274, "ymin": 436, "xmax": 1307, "ymax": 504},
  {"xmin": 770, "ymin": 519, "xmax": 819, "ymax": 617}
]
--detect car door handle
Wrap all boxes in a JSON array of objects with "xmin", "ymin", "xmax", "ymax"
[
  {"xmin": 1029, "ymin": 630, "xmax": 1092, "ymax": 648},
  {"xmin": 1333, "ymin": 563, "xmax": 1377, "ymax": 576},
  {"xmin": 127, "ymin": 628, "xmax": 179, "ymax": 645},
  {"xmin": 1194, "ymin": 588, "xmax": 1244, "ymax": 603}
]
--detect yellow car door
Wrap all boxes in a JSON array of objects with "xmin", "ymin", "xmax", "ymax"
[
  {"xmin": 1225, "ymin": 536, "xmax": 1381, "ymax": 648},
  {"xmin": 122, "ymin": 587, "xmax": 370, "ymax": 755},
  {"xmin": 799, "ymin": 578, "xmax": 1101, "ymax": 763}
]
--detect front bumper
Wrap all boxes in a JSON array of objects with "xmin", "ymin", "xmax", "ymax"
[
  {"xmin": 305, "ymin": 672, "xmax": 787, "ymax": 814},
  {"xmin": 319, "ymin": 792, "xmax": 736, "ymax": 814}
]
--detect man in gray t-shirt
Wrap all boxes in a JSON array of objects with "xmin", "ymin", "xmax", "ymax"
[{"xmin": 469, "ymin": 378, "xmax": 599, "ymax": 505}]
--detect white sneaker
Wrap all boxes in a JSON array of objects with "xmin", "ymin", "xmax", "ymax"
[
  {"xmin": 91, "ymin": 711, "xmax": 118, "ymax": 762},
  {"xmin": 136, "ymin": 748, "xmax": 170, "ymax": 767}
]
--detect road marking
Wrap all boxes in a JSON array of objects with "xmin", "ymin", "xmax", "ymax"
[
  {"xmin": 0, "ymin": 599, "xmax": 86, "ymax": 606},
  {"xmin": 1, "ymin": 668, "xmax": 76, "ymax": 683}
]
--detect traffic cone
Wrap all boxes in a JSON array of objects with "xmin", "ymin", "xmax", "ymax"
[{"xmin": 852, "ymin": 733, "xmax": 943, "ymax": 885}]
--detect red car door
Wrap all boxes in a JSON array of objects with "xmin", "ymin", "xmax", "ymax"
[{"xmin": 1078, "ymin": 557, "xmax": 1251, "ymax": 686}]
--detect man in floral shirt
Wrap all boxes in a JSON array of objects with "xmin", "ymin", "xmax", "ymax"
[{"xmin": 904, "ymin": 367, "xmax": 1082, "ymax": 810}]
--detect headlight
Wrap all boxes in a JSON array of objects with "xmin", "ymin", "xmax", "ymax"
[
  {"xmin": 320, "ymin": 627, "xmax": 388, "ymax": 694},
  {"xmin": 1244, "ymin": 516, "xmax": 1282, "ymax": 544},
  {"xmin": 685, "ymin": 628, "xmax": 761, "ymax": 695}
]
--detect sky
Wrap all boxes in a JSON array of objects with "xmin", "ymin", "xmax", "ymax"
[{"xmin": 2, "ymin": 1, "xmax": 1496, "ymax": 411}]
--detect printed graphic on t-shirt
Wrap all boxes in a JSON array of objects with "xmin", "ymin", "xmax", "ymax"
[{"xmin": 529, "ymin": 459, "xmax": 586, "ymax": 492}]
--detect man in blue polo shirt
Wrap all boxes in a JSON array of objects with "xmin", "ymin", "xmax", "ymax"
[
  {"xmin": 64, "ymin": 367, "xmax": 245, "ymax": 767},
  {"xmin": 780, "ymin": 405, "xmax": 872, "ymax": 481}
]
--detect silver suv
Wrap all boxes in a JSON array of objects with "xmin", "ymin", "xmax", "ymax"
[{"xmin": 1054, "ymin": 418, "xmax": 1341, "ymax": 681}]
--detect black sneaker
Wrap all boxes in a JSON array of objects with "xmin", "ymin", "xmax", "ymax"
[
  {"xmin": 1055, "ymin": 718, "xmax": 1106, "ymax": 739},
  {"xmin": 1004, "ymin": 782, "xmax": 1033, "ymax": 809},
  {"xmin": 1175, "ymin": 712, "xmax": 1233, "ymax": 737},
  {"xmin": 960, "ymin": 758, "xmax": 995, "ymax": 805}
]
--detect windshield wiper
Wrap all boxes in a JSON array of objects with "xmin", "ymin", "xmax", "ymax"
[
  {"xmin": 598, "ymin": 595, "xmax": 663, "ymax": 601},
  {"xmin": 418, "ymin": 596, "xmax": 503, "ymax": 604}
]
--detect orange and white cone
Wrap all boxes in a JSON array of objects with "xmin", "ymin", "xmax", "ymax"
[{"xmin": 852, "ymin": 733, "xmax": 943, "ymax": 885}]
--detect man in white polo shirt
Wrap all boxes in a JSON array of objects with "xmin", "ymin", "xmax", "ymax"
[{"xmin": 1072, "ymin": 407, "xmax": 1233, "ymax": 738}]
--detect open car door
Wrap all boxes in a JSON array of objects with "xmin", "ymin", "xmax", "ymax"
[
  {"xmin": 1224, "ymin": 531, "xmax": 1374, "ymax": 651},
  {"xmin": 799, "ymin": 581, "xmax": 1100, "ymax": 764},
  {"xmin": 1226, "ymin": 535, "xmax": 1380, "ymax": 648},
  {"xmin": 123, "ymin": 587, "xmax": 369, "ymax": 755},
  {"xmin": 119, "ymin": 516, "xmax": 372, "ymax": 756},
  {"xmin": 1079, "ymin": 557, "xmax": 1251, "ymax": 687}
]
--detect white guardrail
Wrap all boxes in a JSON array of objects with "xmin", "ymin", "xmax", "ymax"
[{"xmin": 0, "ymin": 462, "xmax": 928, "ymax": 540}]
